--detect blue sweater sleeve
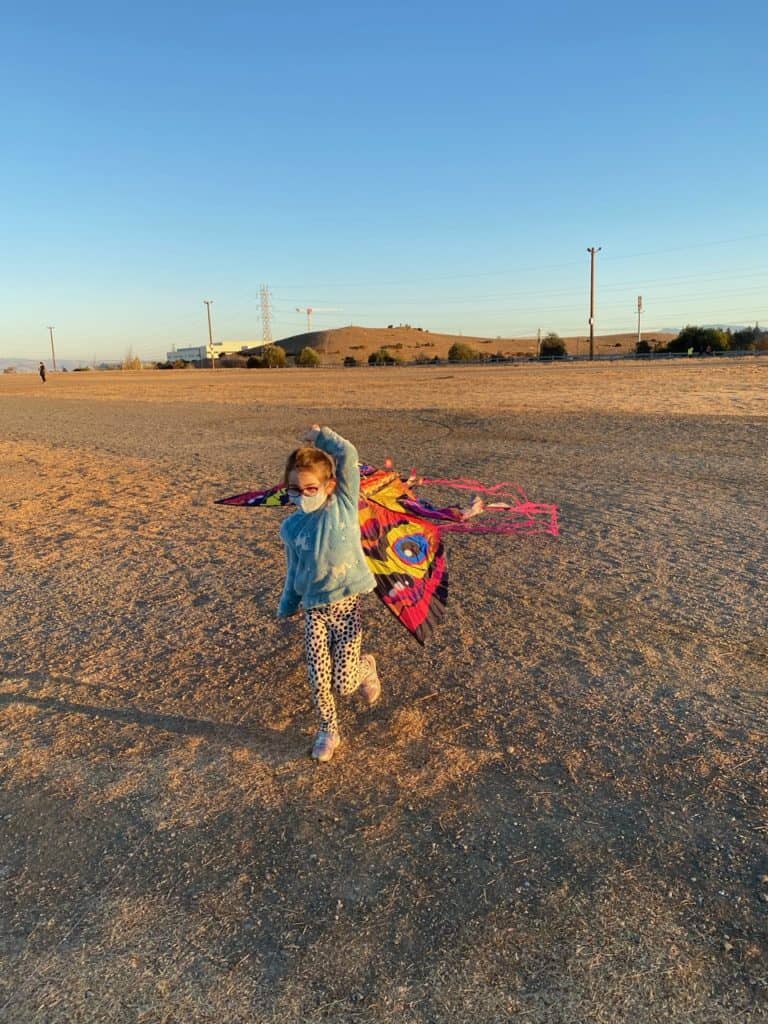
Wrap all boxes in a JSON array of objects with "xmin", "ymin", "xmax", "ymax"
[
  {"xmin": 277, "ymin": 539, "xmax": 301, "ymax": 618},
  {"xmin": 313, "ymin": 427, "xmax": 360, "ymax": 509}
]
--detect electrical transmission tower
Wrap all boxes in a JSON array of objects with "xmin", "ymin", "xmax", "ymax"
[{"xmin": 259, "ymin": 284, "xmax": 273, "ymax": 343}]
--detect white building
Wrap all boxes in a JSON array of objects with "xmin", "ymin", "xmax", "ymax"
[{"xmin": 166, "ymin": 340, "xmax": 270, "ymax": 363}]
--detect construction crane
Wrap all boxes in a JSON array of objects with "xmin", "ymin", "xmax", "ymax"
[{"xmin": 295, "ymin": 306, "xmax": 342, "ymax": 334}]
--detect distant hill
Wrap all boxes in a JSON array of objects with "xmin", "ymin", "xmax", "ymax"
[{"xmin": 273, "ymin": 325, "xmax": 674, "ymax": 363}]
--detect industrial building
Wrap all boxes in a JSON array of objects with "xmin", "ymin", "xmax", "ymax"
[{"xmin": 166, "ymin": 340, "xmax": 270, "ymax": 364}]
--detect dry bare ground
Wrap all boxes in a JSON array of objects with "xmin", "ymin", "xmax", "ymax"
[{"xmin": 1, "ymin": 361, "xmax": 766, "ymax": 1023}]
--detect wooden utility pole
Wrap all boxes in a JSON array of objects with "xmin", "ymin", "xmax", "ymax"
[{"xmin": 587, "ymin": 247, "xmax": 601, "ymax": 360}]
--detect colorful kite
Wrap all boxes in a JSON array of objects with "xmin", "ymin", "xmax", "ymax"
[{"xmin": 216, "ymin": 462, "xmax": 558, "ymax": 644}]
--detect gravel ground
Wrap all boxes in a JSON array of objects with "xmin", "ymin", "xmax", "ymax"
[{"xmin": 0, "ymin": 362, "xmax": 766, "ymax": 1023}]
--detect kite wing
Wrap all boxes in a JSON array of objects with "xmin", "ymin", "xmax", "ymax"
[
  {"xmin": 215, "ymin": 485, "xmax": 291, "ymax": 508},
  {"xmin": 359, "ymin": 486, "xmax": 447, "ymax": 646}
]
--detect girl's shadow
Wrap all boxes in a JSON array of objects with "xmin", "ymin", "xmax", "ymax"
[{"xmin": 0, "ymin": 674, "xmax": 303, "ymax": 769}]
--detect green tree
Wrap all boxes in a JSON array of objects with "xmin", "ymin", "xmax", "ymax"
[
  {"xmin": 368, "ymin": 348, "xmax": 401, "ymax": 365},
  {"xmin": 667, "ymin": 325, "xmax": 729, "ymax": 354},
  {"xmin": 539, "ymin": 332, "xmax": 566, "ymax": 358},
  {"xmin": 447, "ymin": 342, "xmax": 477, "ymax": 362},
  {"xmin": 297, "ymin": 346, "xmax": 320, "ymax": 367},
  {"xmin": 262, "ymin": 345, "xmax": 287, "ymax": 367},
  {"xmin": 635, "ymin": 339, "xmax": 652, "ymax": 355},
  {"xmin": 731, "ymin": 326, "xmax": 759, "ymax": 351}
]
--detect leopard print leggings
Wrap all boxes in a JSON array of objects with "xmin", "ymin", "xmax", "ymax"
[{"xmin": 304, "ymin": 595, "xmax": 362, "ymax": 734}]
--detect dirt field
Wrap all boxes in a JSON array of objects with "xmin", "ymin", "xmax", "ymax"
[{"xmin": 1, "ymin": 361, "xmax": 766, "ymax": 1023}]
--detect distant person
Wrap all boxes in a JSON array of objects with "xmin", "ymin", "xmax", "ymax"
[
  {"xmin": 39, "ymin": 362, "xmax": 46, "ymax": 383},
  {"xmin": 277, "ymin": 425, "xmax": 380, "ymax": 763}
]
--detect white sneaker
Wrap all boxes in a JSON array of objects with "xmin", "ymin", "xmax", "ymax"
[
  {"xmin": 311, "ymin": 730, "xmax": 340, "ymax": 763},
  {"xmin": 358, "ymin": 654, "xmax": 381, "ymax": 706}
]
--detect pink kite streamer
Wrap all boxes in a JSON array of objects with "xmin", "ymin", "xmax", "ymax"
[{"xmin": 401, "ymin": 475, "xmax": 559, "ymax": 537}]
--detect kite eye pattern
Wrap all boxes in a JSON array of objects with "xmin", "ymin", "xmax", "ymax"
[{"xmin": 393, "ymin": 533, "xmax": 429, "ymax": 567}]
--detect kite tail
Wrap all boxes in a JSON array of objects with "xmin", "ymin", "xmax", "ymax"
[
  {"xmin": 441, "ymin": 501, "xmax": 560, "ymax": 536},
  {"xmin": 406, "ymin": 476, "xmax": 559, "ymax": 537}
]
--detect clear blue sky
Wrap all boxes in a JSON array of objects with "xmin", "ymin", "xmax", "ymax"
[{"xmin": 2, "ymin": 0, "xmax": 766, "ymax": 361}]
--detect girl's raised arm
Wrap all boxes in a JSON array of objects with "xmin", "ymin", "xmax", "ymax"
[{"xmin": 311, "ymin": 425, "xmax": 360, "ymax": 506}]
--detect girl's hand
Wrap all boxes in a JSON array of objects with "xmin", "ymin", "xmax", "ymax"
[{"xmin": 300, "ymin": 424, "xmax": 321, "ymax": 443}]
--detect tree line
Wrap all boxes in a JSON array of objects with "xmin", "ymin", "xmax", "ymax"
[{"xmin": 153, "ymin": 324, "xmax": 767, "ymax": 370}]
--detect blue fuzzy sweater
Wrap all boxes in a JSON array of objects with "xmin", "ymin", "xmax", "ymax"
[{"xmin": 277, "ymin": 427, "xmax": 376, "ymax": 618}]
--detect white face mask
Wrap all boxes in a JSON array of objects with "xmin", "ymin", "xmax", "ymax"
[{"xmin": 289, "ymin": 488, "xmax": 328, "ymax": 514}]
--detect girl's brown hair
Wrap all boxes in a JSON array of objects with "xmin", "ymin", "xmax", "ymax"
[{"xmin": 283, "ymin": 446, "xmax": 335, "ymax": 488}]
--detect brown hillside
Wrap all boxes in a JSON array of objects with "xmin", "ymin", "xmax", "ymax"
[{"xmin": 274, "ymin": 324, "xmax": 671, "ymax": 363}]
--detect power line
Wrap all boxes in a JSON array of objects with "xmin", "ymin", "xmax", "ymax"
[
  {"xmin": 271, "ymin": 279, "xmax": 768, "ymax": 318},
  {"xmin": 263, "ymin": 241, "xmax": 767, "ymax": 342},
  {"xmin": 600, "ymin": 232, "xmax": 768, "ymax": 263},
  {"xmin": 266, "ymin": 266, "xmax": 767, "ymax": 316},
  {"xmin": 266, "ymin": 232, "xmax": 768, "ymax": 291}
]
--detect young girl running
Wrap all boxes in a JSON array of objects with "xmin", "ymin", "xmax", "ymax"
[{"xmin": 277, "ymin": 425, "xmax": 381, "ymax": 763}]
